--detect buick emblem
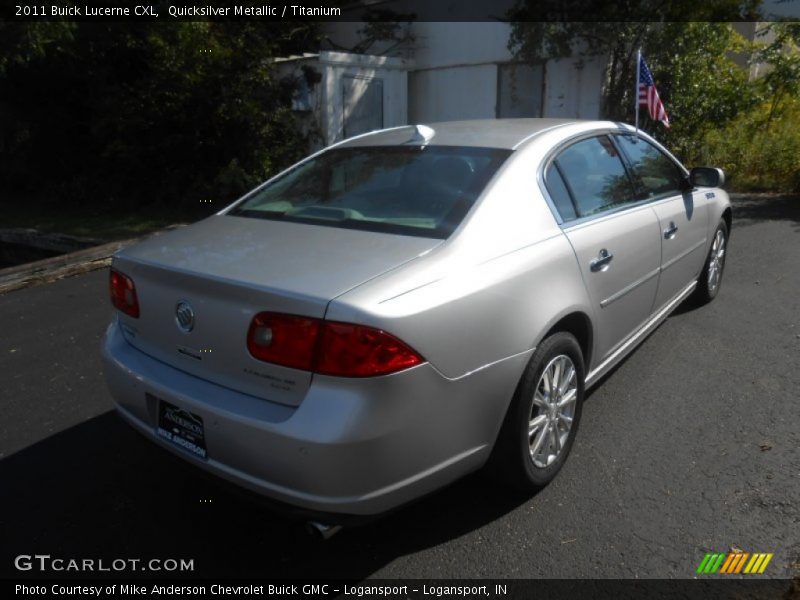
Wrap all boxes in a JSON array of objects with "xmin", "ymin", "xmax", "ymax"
[{"xmin": 175, "ymin": 301, "xmax": 195, "ymax": 333}]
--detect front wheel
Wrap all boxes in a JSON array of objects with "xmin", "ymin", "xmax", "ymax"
[
  {"xmin": 492, "ymin": 332, "xmax": 585, "ymax": 491},
  {"xmin": 694, "ymin": 219, "xmax": 728, "ymax": 304}
]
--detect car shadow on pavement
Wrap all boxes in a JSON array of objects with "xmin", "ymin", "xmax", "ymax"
[
  {"xmin": 732, "ymin": 194, "xmax": 800, "ymax": 230},
  {"xmin": 0, "ymin": 411, "xmax": 535, "ymax": 579}
]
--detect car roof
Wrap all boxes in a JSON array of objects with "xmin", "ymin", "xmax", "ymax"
[{"xmin": 335, "ymin": 118, "xmax": 588, "ymax": 150}]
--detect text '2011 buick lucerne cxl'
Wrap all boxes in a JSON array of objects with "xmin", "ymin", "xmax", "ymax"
[{"xmin": 102, "ymin": 119, "xmax": 730, "ymax": 524}]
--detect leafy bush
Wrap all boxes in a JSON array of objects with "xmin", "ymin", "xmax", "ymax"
[{"xmin": 701, "ymin": 98, "xmax": 800, "ymax": 193}]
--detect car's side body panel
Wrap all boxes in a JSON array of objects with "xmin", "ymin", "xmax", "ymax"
[
  {"xmin": 562, "ymin": 205, "xmax": 662, "ymax": 363},
  {"xmin": 650, "ymin": 191, "xmax": 709, "ymax": 312},
  {"xmin": 706, "ymin": 189, "xmax": 732, "ymax": 239},
  {"xmin": 328, "ymin": 233, "xmax": 591, "ymax": 381},
  {"xmin": 533, "ymin": 122, "xmax": 732, "ymax": 373},
  {"xmin": 327, "ymin": 136, "xmax": 593, "ymax": 380}
]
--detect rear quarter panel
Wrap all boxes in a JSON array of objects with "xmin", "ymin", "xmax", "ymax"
[{"xmin": 327, "ymin": 135, "xmax": 595, "ymax": 381}]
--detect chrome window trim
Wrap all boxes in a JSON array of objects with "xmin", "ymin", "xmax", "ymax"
[
  {"xmin": 537, "ymin": 127, "xmax": 693, "ymax": 229},
  {"xmin": 600, "ymin": 267, "xmax": 661, "ymax": 308},
  {"xmin": 560, "ymin": 198, "xmax": 659, "ymax": 232},
  {"xmin": 661, "ymin": 238, "xmax": 708, "ymax": 271}
]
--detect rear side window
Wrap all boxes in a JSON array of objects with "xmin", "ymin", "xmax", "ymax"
[
  {"xmin": 228, "ymin": 146, "xmax": 510, "ymax": 239},
  {"xmin": 544, "ymin": 163, "xmax": 577, "ymax": 222},
  {"xmin": 552, "ymin": 136, "xmax": 636, "ymax": 218},
  {"xmin": 616, "ymin": 135, "xmax": 686, "ymax": 199}
]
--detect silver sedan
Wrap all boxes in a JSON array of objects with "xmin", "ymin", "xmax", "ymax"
[{"xmin": 102, "ymin": 119, "xmax": 730, "ymax": 522}]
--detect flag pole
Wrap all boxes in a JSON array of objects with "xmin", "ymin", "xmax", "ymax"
[{"xmin": 634, "ymin": 48, "xmax": 641, "ymax": 136}]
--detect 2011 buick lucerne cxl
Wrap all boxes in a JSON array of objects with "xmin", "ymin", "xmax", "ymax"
[{"xmin": 103, "ymin": 119, "xmax": 730, "ymax": 528}]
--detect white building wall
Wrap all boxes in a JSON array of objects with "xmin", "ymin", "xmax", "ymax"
[
  {"xmin": 319, "ymin": 51, "xmax": 412, "ymax": 145},
  {"xmin": 409, "ymin": 64, "xmax": 498, "ymax": 122},
  {"xmin": 410, "ymin": 22, "xmax": 514, "ymax": 70},
  {"xmin": 407, "ymin": 22, "xmax": 604, "ymax": 122},
  {"xmin": 543, "ymin": 56, "xmax": 605, "ymax": 118},
  {"xmin": 318, "ymin": 22, "xmax": 608, "ymax": 131}
]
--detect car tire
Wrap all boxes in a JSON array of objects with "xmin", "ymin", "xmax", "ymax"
[
  {"xmin": 491, "ymin": 331, "xmax": 585, "ymax": 491},
  {"xmin": 694, "ymin": 219, "xmax": 728, "ymax": 305}
]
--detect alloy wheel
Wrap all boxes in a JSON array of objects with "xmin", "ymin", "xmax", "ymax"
[
  {"xmin": 528, "ymin": 354, "xmax": 578, "ymax": 468},
  {"xmin": 708, "ymin": 229, "xmax": 726, "ymax": 293}
]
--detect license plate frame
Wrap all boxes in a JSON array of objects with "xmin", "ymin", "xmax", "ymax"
[{"xmin": 155, "ymin": 397, "xmax": 208, "ymax": 460}]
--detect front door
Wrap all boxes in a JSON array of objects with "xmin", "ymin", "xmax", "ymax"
[
  {"xmin": 614, "ymin": 134, "xmax": 709, "ymax": 310},
  {"xmin": 650, "ymin": 193, "xmax": 709, "ymax": 309}
]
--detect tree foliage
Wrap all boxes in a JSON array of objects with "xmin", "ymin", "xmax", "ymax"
[
  {"xmin": 649, "ymin": 22, "xmax": 756, "ymax": 162},
  {"xmin": 0, "ymin": 21, "xmax": 319, "ymax": 213},
  {"xmin": 506, "ymin": 1, "xmax": 765, "ymax": 166},
  {"xmin": 701, "ymin": 22, "xmax": 800, "ymax": 192},
  {"xmin": 703, "ymin": 96, "xmax": 800, "ymax": 192},
  {"xmin": 753, "ymin": 21, "xmax": 800, "ymax": 123}
]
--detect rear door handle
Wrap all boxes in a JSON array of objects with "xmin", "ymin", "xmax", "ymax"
[
  {"xmin": 663, "ymin": 222, "xmax": 679, "ymax": 239},
  {"xmin": 590, "ymin": 248, "xmax": 614, "ymax": 272}
]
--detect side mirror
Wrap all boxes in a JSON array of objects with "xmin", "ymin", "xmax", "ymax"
[{"xmin": 689, "ymin": 167, "xmax": 725, "ymax": 188}]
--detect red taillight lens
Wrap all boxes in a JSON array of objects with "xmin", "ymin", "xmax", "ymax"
[
  {"xmin": 109, "ymin": 269, "xmax": 140, "ymax": 318},
  {"xmin": 316, "ymin": 322, "xmax": 424, "ymax": 377},
  {"xmin": 247, "ymin": 312, "xmax": 321, "ymax": 371},
  {"xmin": 246, "ymin": 312, "xmax": 424, "ymax": 377}
]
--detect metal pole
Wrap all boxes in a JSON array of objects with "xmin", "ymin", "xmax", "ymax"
[{"xmin": 634, "ymin": 48, "xmax": 641, "ymax": 136}]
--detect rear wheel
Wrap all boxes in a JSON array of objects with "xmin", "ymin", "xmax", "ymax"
[
  {"xmin": 694, "ymin": 219, "xmax": 728, "ymax": 304},
  {"xmin": 493, "ymin": 332, "xmax": 585, "ymax": 490}
]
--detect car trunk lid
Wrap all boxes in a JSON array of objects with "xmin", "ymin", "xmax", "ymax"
[{"xmin": 112, "ymin": 215, "xmax": 440, "ymax": 406}]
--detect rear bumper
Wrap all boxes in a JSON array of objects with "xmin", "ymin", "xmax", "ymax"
[{"xmin": 101, "ymin": 319, "xmax": 530, "ymax": 516}]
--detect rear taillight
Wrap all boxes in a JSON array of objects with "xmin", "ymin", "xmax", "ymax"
[
  {"xmin": 246, "ymin": 312, "xmax": 424, "ymax": 377},
  {"xmin": 109, "ymin": 269, "xmax": 140, "ymax": 318},
  {"xmin": 247, "ymin": 313, "xmax": 321, "ymax": 371},
  {"xmin": 315, "ymin": 322, "xmax": 424, "ymax": 377}
]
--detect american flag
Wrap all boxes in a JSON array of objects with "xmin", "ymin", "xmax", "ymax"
[{"xmin": 638, "ymin": 54, "xmax": 670, "ymax": 128}]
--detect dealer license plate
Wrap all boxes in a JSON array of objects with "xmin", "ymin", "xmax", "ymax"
[{"xmin": 155, "ymin": 397, "xmax": 207, "ymax": 459}]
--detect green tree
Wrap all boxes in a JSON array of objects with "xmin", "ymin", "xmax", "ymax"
[
  {"xmin": 507, "ymin": 1, "xmax": 761, "ymax": 163},
  {"xmin": 652, "ymin": 22, "xmax": 757, "ymax": 163},
  {"xmin": 0, "ymin": 21, "xmax": 319, "ymax": 214},
  {"xmin": 753, "ymin": 22, "xmax": 800, "ymax": 124},
  {"xmin": 700, "ymin": 22, "xmax": 800, "ymax": 191}
]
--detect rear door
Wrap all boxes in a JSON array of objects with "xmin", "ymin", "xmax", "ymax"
[
  {"xmin": 544, "ymin": 135, "xmax": 662, "ymax": 362},
  {"xmin": 615, "ymin": 134, "xmax": 709, "ymax": 311}
]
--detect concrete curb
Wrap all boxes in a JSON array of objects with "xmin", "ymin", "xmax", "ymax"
[
  {"xmin": 0, "ymin": 228, "xmax": 104, "ymax": 253},
  {"xmin": 0, "ymin": 238, "xmax": 137, "ymax": 294},
  {"xmin": 0, "ymin": 224, "xmax": 188, "ymax": 294}
]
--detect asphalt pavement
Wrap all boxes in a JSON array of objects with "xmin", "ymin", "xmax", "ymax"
[{"xmin": 1, "ymin": 195, "xmax": 798, "ymax": 580}]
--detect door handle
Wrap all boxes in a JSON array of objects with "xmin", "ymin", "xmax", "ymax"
[
  {"xmin": 590, "ymin": 248, "xmax": 614, "ymax": 272},
  {"xmin": 663, "ymin": 222, "xmax": 679, "ymax": 239}
]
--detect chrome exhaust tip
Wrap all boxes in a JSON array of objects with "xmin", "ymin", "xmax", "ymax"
[{"xmin": 305, "ymin": 521, "xmax": 343, "ymax": 540}]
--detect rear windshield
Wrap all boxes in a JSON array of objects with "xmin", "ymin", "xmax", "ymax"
[{"xmin": 228, "ymin": 145, "xmax": 511, "ymax": 239}]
